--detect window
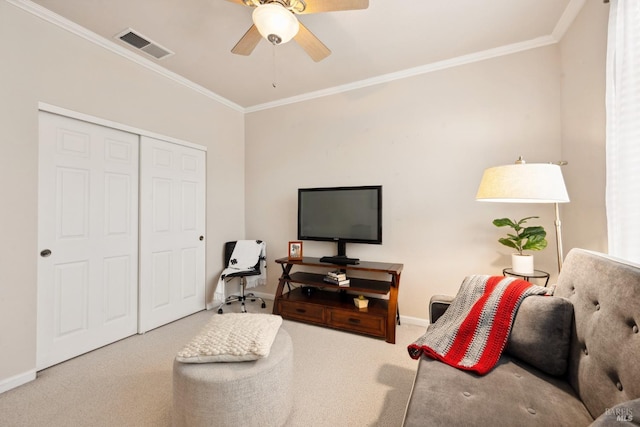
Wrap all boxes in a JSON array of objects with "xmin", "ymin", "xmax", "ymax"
[{"xmin": 606, "ymin": 0, "xmax": 640, "ymax": 263}]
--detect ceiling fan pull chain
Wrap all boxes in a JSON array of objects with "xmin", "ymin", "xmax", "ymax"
[{"xmin": 272, "ymin": 44, "xmax": 277, "ymax": 88}]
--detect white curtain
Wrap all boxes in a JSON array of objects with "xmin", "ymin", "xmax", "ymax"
[{"xmin": 606, "ymin": 0, "xmax": 640, "ymax": 263}]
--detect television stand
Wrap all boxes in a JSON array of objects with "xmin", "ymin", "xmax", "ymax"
[
  {"xmin": 273, "ymin": 257, "xmax": 403, "ymax": 343},
  {"xmin": 319, "ymin": 255, "xmax": 360, "ymax": 265}
]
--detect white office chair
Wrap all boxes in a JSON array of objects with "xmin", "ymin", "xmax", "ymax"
[{"xmin": 217, "ymin": 241, "xmax": 266, "ymax": 314}]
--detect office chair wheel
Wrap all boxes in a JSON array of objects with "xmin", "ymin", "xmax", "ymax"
[
  {"xmin": 261, "ymin": 302, "xmax": 266, "ymax": 308},
  {"xmin": 218, "ymin": 308, "xmax": 223, "ymax": 314}
]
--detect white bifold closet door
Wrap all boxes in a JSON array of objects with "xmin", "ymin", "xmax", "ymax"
[
  {"xmin": 37, "ymin": 112, "xmax": 139, "ymax": 370},
  {"xmin": 138, "ymin": 136, "xmax": 206, "ymax": 333}
]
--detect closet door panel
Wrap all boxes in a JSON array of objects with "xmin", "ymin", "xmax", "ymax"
[
  {"xmin": 37, "ymin": 112, "xmax": 139, "ymax": 370},
  {"xmin": 139, "ymin": 136, "xmax": 206, "ymax": 333}
]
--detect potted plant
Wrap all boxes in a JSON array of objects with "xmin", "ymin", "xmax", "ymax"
[{"xmin": 492, "ymin": 216, "xmax": 547, "ymax": 274}]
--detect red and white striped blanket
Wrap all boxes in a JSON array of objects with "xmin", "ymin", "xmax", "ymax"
[{"xmin": 408, "ymin": 275, "xmax": 548, "ymax": 375}]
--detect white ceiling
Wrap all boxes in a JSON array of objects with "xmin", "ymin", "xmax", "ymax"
[{"xmin": 20, "ymin": 0, "xmax": 583, "ymax": 111}]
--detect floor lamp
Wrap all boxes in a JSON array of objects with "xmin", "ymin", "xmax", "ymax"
[{"xmin": 476, "ymin": 157, "xmax": 570, "ymax": 273}]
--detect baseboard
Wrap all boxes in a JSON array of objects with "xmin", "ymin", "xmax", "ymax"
[
  {"xmin": 0, "ymin": 370, "xmax": 36, "ymax": 394},
  {"xmin": 398, "ymin": 315, "xmax": 430, "ymax": 328}
]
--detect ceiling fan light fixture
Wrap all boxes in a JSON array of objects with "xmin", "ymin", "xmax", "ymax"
[{"xmin": 252, "ymin": 3, "xmax": 300, "ymax": 45}]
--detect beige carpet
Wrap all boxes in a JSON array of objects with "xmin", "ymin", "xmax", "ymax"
[{"xmin": 0, "ymin": 299, "xmax": 425, "ymax": 427}]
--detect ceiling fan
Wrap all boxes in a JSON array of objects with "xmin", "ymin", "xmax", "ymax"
[{"xmin": 226, "ymin": 0, "xmax": 369, "ymax": 62}]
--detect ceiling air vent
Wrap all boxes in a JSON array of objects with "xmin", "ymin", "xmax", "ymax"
[{"xmin": 115, "ymin": 28, "xmax": 174, "ymax": 60}]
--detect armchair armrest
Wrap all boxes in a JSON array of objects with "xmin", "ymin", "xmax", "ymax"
[{"xmin": 429, "ymin": 294, "xmax": 454, "ymax": 324}]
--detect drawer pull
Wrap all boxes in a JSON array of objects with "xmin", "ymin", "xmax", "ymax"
[
  {"xmin": 296, "ymin": 308, "xmax": 306, "ymax": 314},
  {"xmin": 348, "ymin": 318, "xmax": 361, "ymax": 324}
]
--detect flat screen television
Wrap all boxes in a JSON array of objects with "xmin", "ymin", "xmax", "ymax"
[{"xmin": 297, "ymin": 185, "xmax": 382, "ymax": 264}]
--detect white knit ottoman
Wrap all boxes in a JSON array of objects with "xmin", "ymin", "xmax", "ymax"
[{"xmin": 172, "ymin": 325, "xmax": 293, "ymax": 427}]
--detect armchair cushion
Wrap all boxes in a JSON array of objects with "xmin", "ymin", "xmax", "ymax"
[{"xmin": 505, "ymin": 295, "xmax": 573, "ymax": 376}]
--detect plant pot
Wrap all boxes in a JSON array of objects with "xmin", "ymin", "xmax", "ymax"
[
  {"xmin": 353, "ymin": 297, "xmax": 369, "ymax": 309},
  {"xmin": 511, "ymin": 254, "xmax": 534, "ymax": 275}
]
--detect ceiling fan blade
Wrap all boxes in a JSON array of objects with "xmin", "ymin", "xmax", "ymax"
[
  {"xmin": 294, "ymin": 22, "xmax": 331, "ymax": 62},
  {"xmin": 297, "ymin": 0, "xmax": 369, "ymax": 14},
  {"xmin": 231, "ymin": 25, "xmax": 262, "ymax": 56}
]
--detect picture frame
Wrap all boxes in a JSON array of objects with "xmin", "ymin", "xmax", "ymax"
[{"xmin": 288, "ymin": 241, "xmax": 303, "ymax": 260}]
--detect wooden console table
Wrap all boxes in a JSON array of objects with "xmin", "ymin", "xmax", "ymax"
[{"xmin": 273, "ymin": 257, "xmax": 403, "ymax": 344}]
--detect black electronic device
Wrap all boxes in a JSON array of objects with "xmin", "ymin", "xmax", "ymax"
[
  {"xmin": 297, "ymin": 185, "xmax": 382, "ymax": 261},
  {"xmin": 301, "ymin": 286, "xmax": 315, "ymax": 297},
  {"xmin": 319, "ymin": 255, "xmax": 360, "ymax": 265}
]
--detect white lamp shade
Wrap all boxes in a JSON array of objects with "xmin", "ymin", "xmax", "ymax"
[
  {"xmin": 252, "ymin": 4, "xmax": 300, "ymax": 45},
  {"xmin": 476, "ymin": 163, "xmax": 570, "ymax": 203}
]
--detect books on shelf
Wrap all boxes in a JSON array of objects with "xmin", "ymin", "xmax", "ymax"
[
  {"xmin": 323, "ymin": 277, "xmax": 350, "ymax": 287},
  {"xmin": 324, "ymin": 270, "xmax": 350, "ymax": 287},
  {"xmin": 327, "ymin": 270, "xmax": 346, "ymax": 280}
]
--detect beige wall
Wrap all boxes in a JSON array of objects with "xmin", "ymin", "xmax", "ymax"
[
  {"xmin": 560, "ymin": 0, "xmax": 609, "ymax": 254},
  {"xmin": 244, "ymin": 2, "xmax": 610, "ymax": 323},
  {"xmin": 245, "ymin": 45, "xmax": 566, "ymax": 321},
  {"xmin": 0, "ymin": 2, "xmax": 245, "ymax": 386}
]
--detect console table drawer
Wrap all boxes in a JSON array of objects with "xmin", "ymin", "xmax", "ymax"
[
  {"xmin": 278, "ymin": 300, "xmax": 325, "ymax": 323},
  {"xmin": 329, "ymin": 310, "xmax": 385, "ymax": 337}
]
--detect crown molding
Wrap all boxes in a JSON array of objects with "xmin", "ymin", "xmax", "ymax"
[
  {"xmin": 247, "ymin": 0, "xmax": 586, "ymax": 113},
  {"xmin": 6, "ymin": 0, "xmax": 244, "ymax": 113},
  {"xmin": 246, "ymin": 35, "xmax": 558, "ymax": 113},
  {"xmin": 9, "ymin": 0, "xmax": 586, "ymax": 114},
  {"xmin": 551, "ymin": 0, "xmax": 587, "ymax": 41}
]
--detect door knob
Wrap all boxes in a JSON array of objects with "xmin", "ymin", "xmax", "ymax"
[
  {"xmin": 40, "ymin": 249, "xmax": 52, "ymax": 257},
  {"xmin": 199, "ymin": 236, "xmax": 204, "ymax": 241}
]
